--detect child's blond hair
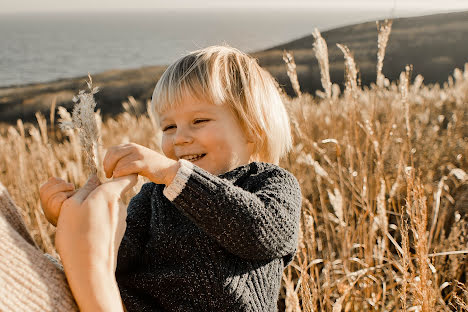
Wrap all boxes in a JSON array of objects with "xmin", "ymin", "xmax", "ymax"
[{"xmin": 151, "ymin": 45, "xmax": 292, "ymax": 164}]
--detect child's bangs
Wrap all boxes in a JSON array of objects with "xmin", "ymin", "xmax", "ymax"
[
  {"xmin": 152, "ymin": 55, "xmax": 227, "ymax": 114},
  {"xmin": 152, "ymin": 79, "xmax": 206, "ymax": 114}
]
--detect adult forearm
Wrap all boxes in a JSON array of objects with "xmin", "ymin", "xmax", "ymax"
[
  {"xmin": 53, "ymin": 175, "xmax": 137, "ymax": 311},
  {"xmin": 64, "ymin": 260, "xmax": 124, "ymax": 312}
]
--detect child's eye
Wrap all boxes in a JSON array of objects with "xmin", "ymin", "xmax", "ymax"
[
  {"xmin": 162, "ymin": 125, "xmax": 175, "ymax": 131},
  {"xmin": 194, "ymin": 119, "xmax": 209, "ymax": 124}
]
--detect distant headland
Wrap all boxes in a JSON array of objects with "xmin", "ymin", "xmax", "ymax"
[{"xmin": 1, "ymin": 10, "xmax": 467, "ymax": 124}]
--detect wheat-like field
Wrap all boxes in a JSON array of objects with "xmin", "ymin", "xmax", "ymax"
[{"xmin": 0, "ymin": 25, "xmax": 467, "ymax": 311}]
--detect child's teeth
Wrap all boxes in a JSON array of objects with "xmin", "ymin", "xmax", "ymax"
[{"xmin": 184, "ymin": 154, "xmax": 204, "ymax": 161}]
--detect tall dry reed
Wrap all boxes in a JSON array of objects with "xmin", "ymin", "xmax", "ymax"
[
  {"xmin": 60, "ymin": 74, "xmax": 102, "ymax": 178},
  {"xmin": 283, "ymin": 50, "xmax": 302, "ymax": 98},
  {"xmin": 376, "ymin": 20, "xmax": 393, "ymax": 88},
  {"xmin": 312, "ymin": 28, "xmax": 332, "ymax": 99}
]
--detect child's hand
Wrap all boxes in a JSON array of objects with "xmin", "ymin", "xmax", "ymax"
[
  {"xmin": 103, "ymin": 143, "xmax": 179, "ymax": 185},
  {"xmin": 39, "ymin": 177, "xmax": 76, "ymax": 226}
]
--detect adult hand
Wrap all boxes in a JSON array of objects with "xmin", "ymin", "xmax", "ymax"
[
  {"xmin": 55, "ymin": 174, "xmax": 137, "ymax": 312},
  {"xmin": 39, "ymin": 177, "xmax": 76, "ymax": 226},
  {"xmin": 55, "ymin": 174, "xmax": 137, "ymax": 272},
  {"xmin": 103, "ymin": 143, "xmax": 179, "ymax": 185}
]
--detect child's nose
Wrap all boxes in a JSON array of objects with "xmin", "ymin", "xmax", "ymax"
[{"xmin": 173, "ymin": 127, "xmax": 194, "ymax": 145}]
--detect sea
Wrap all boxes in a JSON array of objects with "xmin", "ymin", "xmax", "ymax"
[{"xmin": 0, "ymin": 8, "xmax": 413, "ymax": 87}]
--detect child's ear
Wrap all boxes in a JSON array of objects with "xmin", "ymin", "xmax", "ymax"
[{"xmin": 244, "ymin": 128, "xmax": 255, "ymax": 143}]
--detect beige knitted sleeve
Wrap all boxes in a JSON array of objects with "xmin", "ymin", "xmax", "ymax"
[{"xmin": 0, "ymin": 183, "xmax": 78, "ymax": 312}]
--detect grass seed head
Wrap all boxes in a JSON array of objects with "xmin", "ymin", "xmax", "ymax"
[
  {"xmin": 376, "ymin": 20, "xmax": 393, "ymax": 87},
  {"xmin": 313, "ymin": 28, "xmax": 332, "ymax": 99},
  {"xmin": 282, "ymin": 50, "xmax": 302, "ymax": 97},
  {"xmin": 59, "ymin": 74, "xmax": 101, "ymax": 178}
]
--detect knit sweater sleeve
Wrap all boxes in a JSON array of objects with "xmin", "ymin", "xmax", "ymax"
[
  {"xmin": 116, "ymin": 182, "xmax": 153, "ymax": 273},
  {"xmin": 163, "ymin": 160, "xmax": 302, "ymax": 261}
]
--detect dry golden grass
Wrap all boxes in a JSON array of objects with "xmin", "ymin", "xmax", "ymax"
[{"xmin": 1, "ymin": 25, "xmax": 467, "ymax": 311}]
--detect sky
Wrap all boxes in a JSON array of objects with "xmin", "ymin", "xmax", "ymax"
[{"xmin": 2, "ymin": 0, "xmax": 468, "ymax": 13}]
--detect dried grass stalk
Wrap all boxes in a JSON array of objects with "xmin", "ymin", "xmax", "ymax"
[
  {"xmin": 60, "ymin": 74, "xmax": 101, "ymax": 178},
  {"xmin": 50, "ymin": 96, "xmax": 57, "ymax": 130},
  {"xmin": 406, "ymin": 172, "xmax": 436, "ymax": 312},
  {"xmin": 399, "ymin": 217, "xmax": 411, "ymax": 312},
  {"xmin": 283, "ymin": 267, "xmax": 301, "ymax": 312},
  {"xmin": 336, "ymin": 43, "xmax": 359, "ymax": 97},
  {"xmin": 376, "ymin": 20, "xmax": 393, "ymax": 87},
  {"xmin": 35, "ymin": 112, "xmax": 48, "ymax": 145},
  {"xmin": 400, "ymin": 65, "xmax": 413, "ymax": 164},
  {"xmin": 313, "ymin": 28, "xmax": 332, "ymax": 99},
  {"xmin": 282, "ymin": 50, "xmax": 302, "ymax": 97}
]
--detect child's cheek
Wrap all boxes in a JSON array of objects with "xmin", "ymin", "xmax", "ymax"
[{"xmin": 160, "ymin": 137, "xmax": 175, "ymax": 159}]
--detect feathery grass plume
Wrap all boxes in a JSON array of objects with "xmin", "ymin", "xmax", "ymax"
[
  {"xmin": 336, "ymin": 43, "xmax": 359, "ymax": 98},
  {"xmin": 50, "ymin": 96, "xmax": 57, "ymax": 130},
  {"xmin": 452, "ymin": 282, "xmax": 468, "ymax": 310},
  {"xmin": 60, "ymin": 74, "xmax": 101, "ymax": 178},
  {"xmin": 411, "ymin": 74, "xmax": 424, "ymax": 93},
  {"xmin": 405, "ymin": 171, "xmax": 436, "ymax": 312},
  {"xmin": 312, "ymin": 28, "xmax": 332, "ymax": 99},
  {"xmin": 57, "ymin": 105, "xmax": 82, "ymax": 174},
  {"xmin": 35, "ymin": 112, "xmax": 57, "ymax": 176},
  {"xmin": 327, "ymin": 187, "xmax": 345, "ymax": 227},
  {"xmin": 399, "ymin": 216, "xmax": 411, "ymax": 312},
  {"xmin": 400, "ymin": 65, "xmax": 413, "ymax": 165},
  {"xmin": 122, "ymin": 96, "xmax": 142, "ymax": 115},
  {"xmin": 376, "ymin": 20, "xmax": 393, "ymax": 88},
  {"xmin": 282, "ymin": 50, "xmax": 302, "ymax": 97},
  {"xmin": 428, "ymin": 175, "xmax": 448, "ymax": 250},
  {"xmin": 35, "ymin": 112, "xmax": 48, "ymax": 145},
  {"xmin": 283, "ymin": 267, "xmax": 301, "ymax": 312}
]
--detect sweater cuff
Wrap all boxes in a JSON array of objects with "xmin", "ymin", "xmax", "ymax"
[{"xmin": 163, "ymin": 159, "xmax": 194, "ymax": 201}]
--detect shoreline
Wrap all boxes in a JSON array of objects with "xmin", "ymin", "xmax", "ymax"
[
  {"xmin": 1, "ymin": 10, "xmax": 467, "ymax": 124},
  {"xmin": 3, "ymin": 10, "xmax": 466, "ymax": 90}
]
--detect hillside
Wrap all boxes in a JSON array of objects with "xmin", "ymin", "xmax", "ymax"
[
  {"xmin": 0, "ymin": 66, "xmax": 167, "ymax": 124},
  {"xmin": 253, "ymin": 10, "xmax": 468, "ymax": 96},
  {"xmin": 1, "ymin": 10, "xmax": 467, "ymax": 124}
]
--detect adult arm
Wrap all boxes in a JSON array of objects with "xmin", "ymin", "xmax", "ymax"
[
  {"xmin": 164, "ymin": 160, "xmax": 302, "ymax": 261},
  {"xmin": 55, "ymin": 175, "xmax": 137, "ymax": 312}
]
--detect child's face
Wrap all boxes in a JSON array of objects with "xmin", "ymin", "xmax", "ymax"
[{"xmin": 158, "ymin": 95, "xmax": 254, "ymax": 175}]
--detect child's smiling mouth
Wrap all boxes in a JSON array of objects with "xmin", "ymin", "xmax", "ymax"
[{"xmin": 180, "ymin": 153, "xmax": 206, "ymax": 162}]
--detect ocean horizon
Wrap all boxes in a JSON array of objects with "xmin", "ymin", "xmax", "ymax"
[{"xmin": 0, "ymin": 8, "xmax": 435, "ymax": 87}]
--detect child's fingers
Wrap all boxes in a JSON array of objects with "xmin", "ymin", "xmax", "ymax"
[
  {"xmin": 112, "ymin": 154, "xmax": 141, "ymax": 177},
  {"xmin": 45, "ymin": 192, "xmax": 67, "ymax": 223},
  {"xmin": 49, "ymin": 190, "xmax": 76, "ymax": 221},
  {"xmin": 46, "ymin": 190, "xmax": 75, "ymax": 210},
  {"xmin": 113, "ymin": 162, "xmax": 142, "ymax": 178},
  {"xmin": 44, "ymin": 191, "xmax": 71, "ymax": 225},
  {"xmin": 40, "ymin": 179, "xmax": 74, "ymax": 209},
  {"xmin": 65, "ymin": 190, "xmax": 77, "ymax": 197},
  {"xmin": 40, "ymin": 177, "xmax": 70, "ymax": 194},
  {"xmin": 57, "ymin": 190, "xmax": 77, "ymax": 201},
  {"xmin": 103, "ymin": 145, "xmax": 134, "ymax": 178},
  {"xmin": 44, "ymin": 182, "xmax": 75, "ymax": 198},
  {"xmin": 48, "ymin": 191, "xmax": 67, "ymax": 207}
]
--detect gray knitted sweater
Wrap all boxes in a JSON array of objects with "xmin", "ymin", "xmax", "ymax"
[{"xmin": 115, "ymin": 159, "xmax": 302, "ymax": 311}]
